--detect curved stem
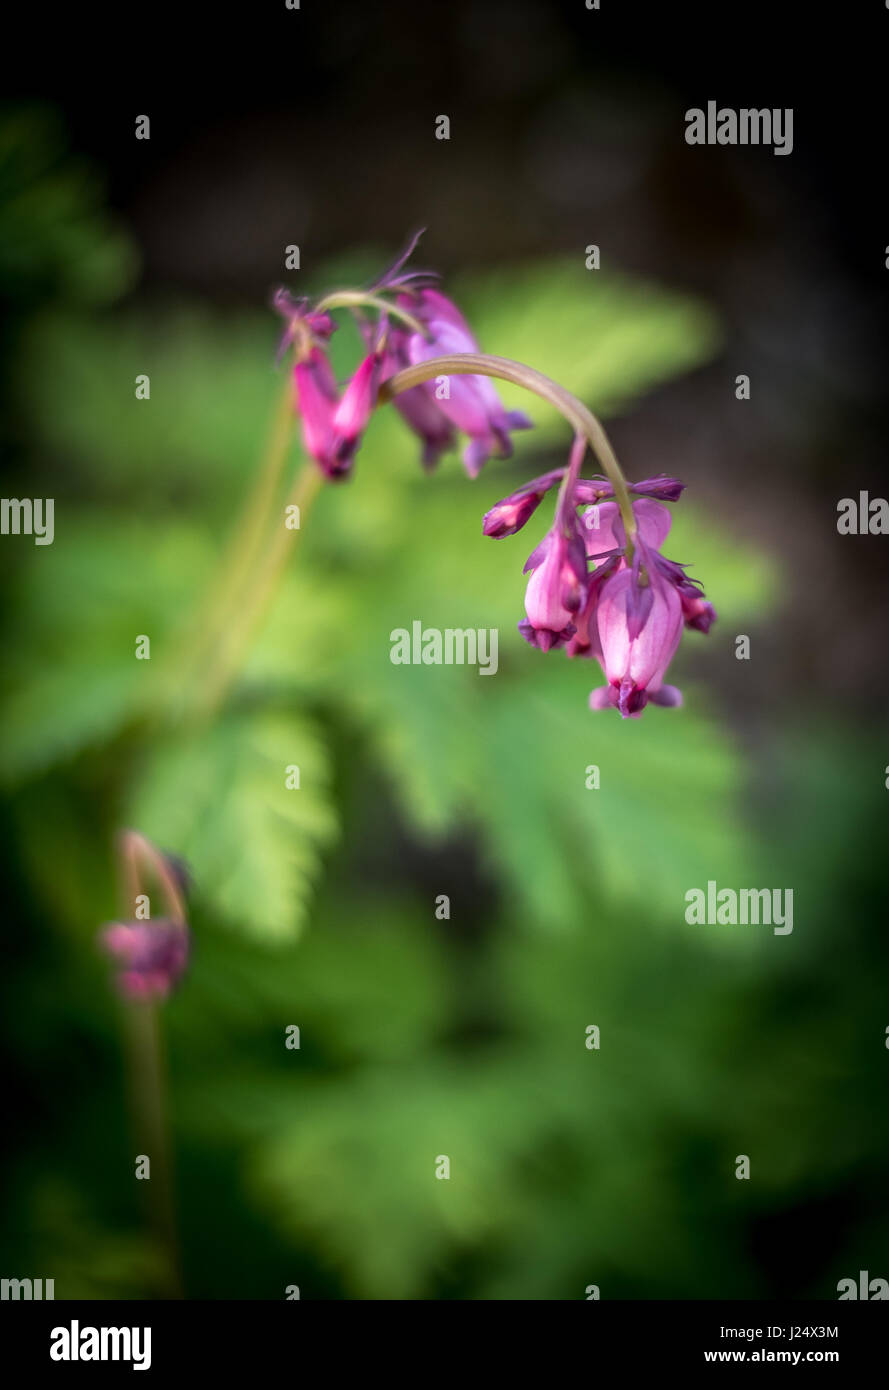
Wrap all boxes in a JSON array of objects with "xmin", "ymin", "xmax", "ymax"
[
  {"xmin": 379, "ymin": 353, "xmax": 637, "ymax": 547},
  {"xmin": 118, "ymin": 829, "xmax": 187, "ymax": 924},
  {"xmin": 556, "ymin": 434, "xmax": 587, "ymax": 533},
  {"xmin": 315, "ymin": 291, "xmax": 427, "ymax": 338}
]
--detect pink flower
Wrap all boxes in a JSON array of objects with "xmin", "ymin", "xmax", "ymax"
[
  {"xmin": 582, "ymin": 496, "xmax": 673, "ymax": 557},
  {"xmin": 331, "ymin": 345, "xmax": 385, "ymax": 471},
  {"xmin": 292, "ymin": 348, "xmax": 343, "ymax": 477},
  {"xmin": 274, "ymin": 234, "xmax": 532, "ymax": 478},
  {"xmin": 485, "ymin": 464, "xmax": 715, "ymax": 716},
  {"xmin": 272, "ymin": 288, "xmax": 336, "ymax": 359},
  {"xmin": 518, "ymin": 478, "xmax": 589, "ymax": 651},
  {"xmin": 482, "ymin": 469, "xmax": 565, "ymax": 538},
  {"xmin": 589, "ymin": 554, "xmax": 684, "ymax": 717},
  {"xmin": 292, "ymin": 341, "xmax": 386, "ymax": 481},
  {"xmin": 396, "ymin": 289, "xmax": 532, "ymax": 476},
  {"xmin": 100, "ymin": 920, "xmax": 190, "ymax": 1000},
  {"xmin": 277, "ymin": 287, "xmax": 383, "ymax": 480},
  {"xmin": 577, "ymin": 488, "xmax": 716, "ymax": 713},
  {"xmin": 376, "ymin": 336, "xmax": 455, "ymax": 470},
  {"xmin": 390, "ymin": 380, "xmax": 456, "ymax": 469},
  {"xmin": 653, "ymin": 554, "xmax": 718, "ymax": 633}
]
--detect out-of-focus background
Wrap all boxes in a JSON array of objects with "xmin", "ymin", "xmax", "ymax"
[{"xmin": 1, "ymin": 1, "xmax": 888, "ymax": 1299}]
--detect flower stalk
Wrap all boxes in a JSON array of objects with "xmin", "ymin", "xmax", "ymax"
[
  {"xmin": 123, "ymin": 996, "xmax": 182, "ymax": 1298},
  {"xmin": 104, "ymin": 832, "xmax": 190, "ymax": 1298},
  {"xmin": 192, "ymin": 461, "xmax": 323, "ymax": 719},
  {"xmin": 314, "ymin": 290, "xmax": 428, "ymax": 338},
  {"xmin": 379, "ymin": 352, "xmax": 638, "ymax": 551},
  {"xmin": 158, "ymin": 374, "xmax": 297, "ymax": 721}
]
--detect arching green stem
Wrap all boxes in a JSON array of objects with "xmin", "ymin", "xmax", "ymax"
[
  {"xmin": 314, "ymin": 291, "xmax": 428, "ymax": 338},
  {"xmin": 379, "ymin": 352, "xmax": 637, "ymax": 550}
]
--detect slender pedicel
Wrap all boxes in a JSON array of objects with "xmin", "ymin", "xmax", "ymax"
[
  {"xmin": 118, "ymin": 829, "xmax": 188, "ymax": 926},
  {"xmin": 314, "ymin": 291, "xmax": 428, "ymax": 338}
]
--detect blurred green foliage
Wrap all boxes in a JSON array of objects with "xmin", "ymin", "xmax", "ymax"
[
  {"xmin": 2, "ymin": 116, "xmax": 888, "ymax": 1300},
  {"xmin": 0, "ymin": 105, "xmax": 136, "ymax": 309}
]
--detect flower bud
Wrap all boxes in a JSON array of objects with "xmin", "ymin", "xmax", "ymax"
[
  {"xmin": 520, "ymin": 522, "xmax": 588, "ymax": 652},
  {"xmin": 100, "ymin": 920, "xmax": 190, "ymax": 1000},
  {"xmin": 482, "ymin": 470, "xmax": 564, "ymax": 538}
]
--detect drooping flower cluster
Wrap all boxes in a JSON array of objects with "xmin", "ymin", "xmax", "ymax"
[
  {"xmin": 273, "ymin": 231, "xmax": 531, "ymax": 480},
  {"xmin": 100, "ymin": 919, "xmax": 190, "ymax": 1000},
  {"xmin": 271, "ymin": 232, "xmax": 715, "ymax": 717},
  {"xmin": 99, "ymin": 833, "xmax": 191, "ymax": 1000},
  {"xmin": 485, "ymin": 460, "xmax": 716, "ymax": 718}
]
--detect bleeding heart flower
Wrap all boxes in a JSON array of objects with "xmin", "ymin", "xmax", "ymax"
[
  {"xmin": 589, "ymin": 553, "xmax": 685, "ymax": 717},
  {"xmin": 396, "ymin": 289, "xmax": 533, "ymax": 476},
  {"xmin": 101, "ymin": 919, "xmax": 190, "ymax": 1000}
]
